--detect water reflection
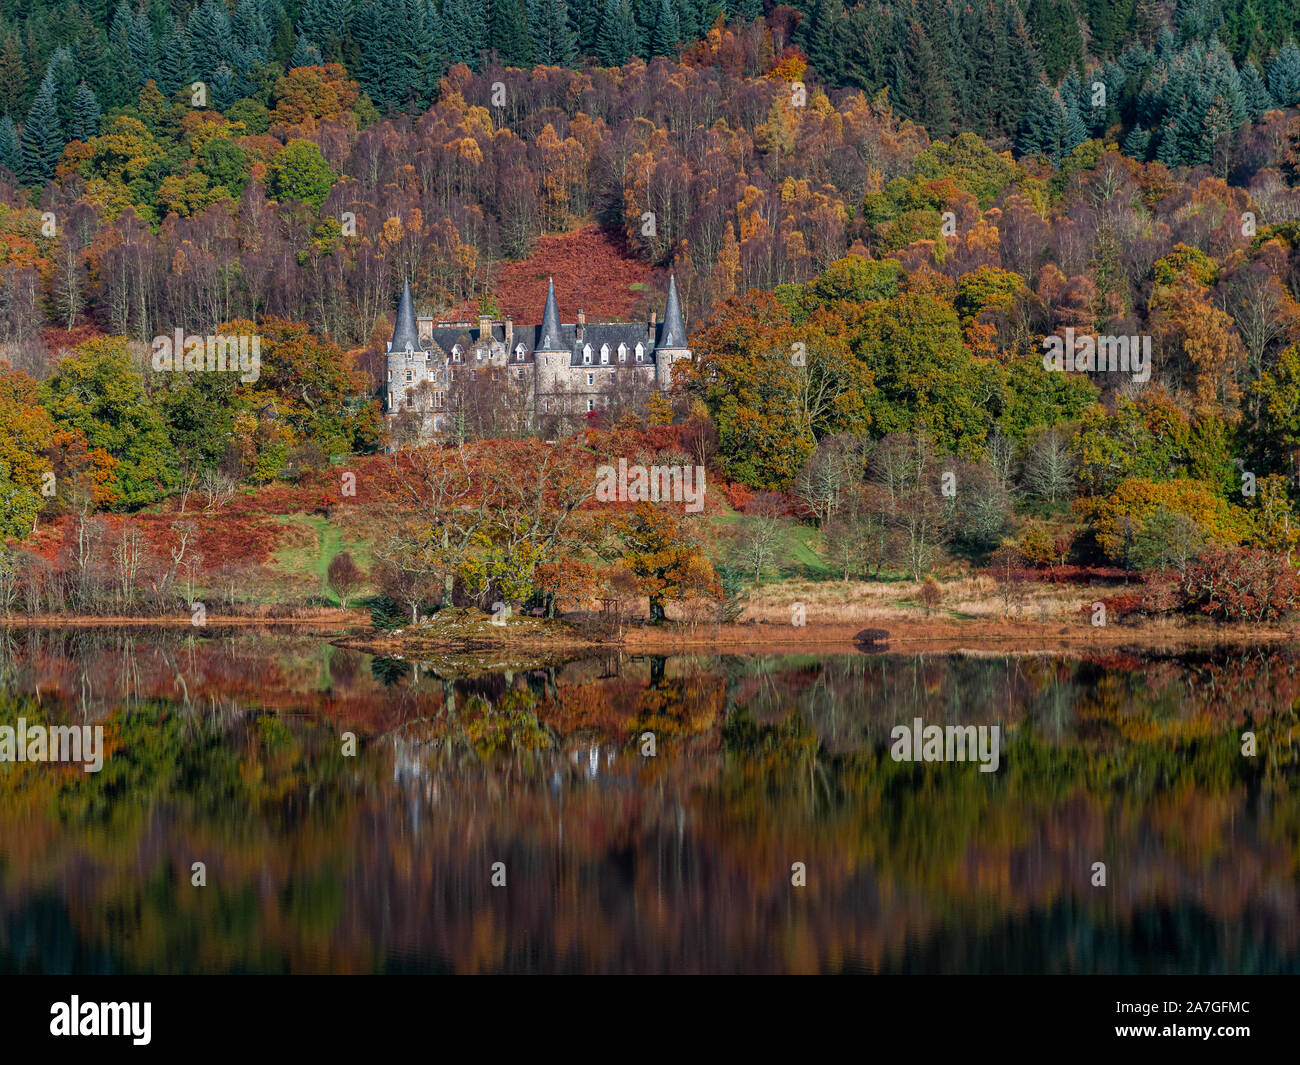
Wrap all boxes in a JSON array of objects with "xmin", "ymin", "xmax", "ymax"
[{"xmin": 0, "ymin": 628, "xmax": 1296, "ymax": 973}]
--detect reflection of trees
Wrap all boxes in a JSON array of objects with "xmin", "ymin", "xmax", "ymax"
[{"xmin": 2, "ymin": 643, "xmax": 1299, "ymax": 973}]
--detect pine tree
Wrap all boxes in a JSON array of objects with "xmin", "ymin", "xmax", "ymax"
[
  {"xmin": 570, "ymin": 0, "xmax": 603, "ymax": 57},
  {"xmin": 210, "ymin": 65, "xmax": 236, "ymax": 110},
  {"xmin": 70, "ymin": 83, "xmax": 101, "ymax": 141},
  {"xmin": 800, "ymin": 0, "xmax": 846, "ymax": 86},
  {"xmin": 297, "ymin": 0, "xmax": 353, "ymax": 62},
  {"xmin": 157, "ymin": 26, "xmax": 195, "ymax": 98},
  {"xmin": 190, "ymin": 0, "xmax": 234, "ymax": 80},
  {"xmin": 128, "ymin": 9, "xmax": 156, "ymax": 82},
  {"xmin": 290, "ymin": 34, "xmax": 323, "ymax": 67},
  {"xmin": 489, "ymin": 0, "xmax": 533, "ymax": 67},
  {"xmin": 648, "ymin": 0, "xmax": 680, "ymax": 57},
  {"xmin": 1240, "ymin": 59, "xmax": 1274, "ymax": 118},
  {"xmin": 0, "ymin": 35, "xmax": 26, "ymax": 117},
  {"xmin": 673, "ymin": 0, "xmax": 700, "ymax": 45},
  {"xmin": 1017, "ymin": 82, "xmax": 1065, "ymax": 162},
  {"xmin": 234, "ymin": 0, "xmax": 271, "ymax": 69},
  {"xmin": 1268, "ymin": 41, "xmax": 1300, "ymax": 108},
  {"xmin": 1061, "ymin": 98, "xmax": 1089, "ymax": 153},
  {"xmin": 0, "ymin": 115, "xmax": 20, "ymax": 174},
  {"xmin": 529, "ymin": 0, "xmax": 578, "ymax": 66},
  {"xmin": 20, "ymin": 75, "xmax": 63, "ymax": 184},
  {"xmin": 595, "ymin": 0, "xmax": 640, "ymax": 66},
  {"xmin": 1123, "ymin": 124, "xmax": 1151, "ymax": 158},
  {"xmin": 443, "ymin": 0, "xmax": 488, "ymax": 70}
]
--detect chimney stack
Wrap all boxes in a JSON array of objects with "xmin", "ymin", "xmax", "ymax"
[
  {"xmin": 649, "ymin": 308, "xmax": 656, "ymax": 340},
  {"xmin": 577, "ymin": 309, "xmax": 585, "ymax": 341},
  {"xmin": 505, "ymin": 316, "xmax": 513, "ymax": 348},
  {"xmin": 478, "ymin": 313, "xmax": 492, "ymax": 338}
]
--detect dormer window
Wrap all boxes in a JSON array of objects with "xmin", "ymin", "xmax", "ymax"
[
  {"xmin": 452, "ymin": 345, "xmax": 462, "ymax": 363},
  {"xmin": 515, "ymin": 345, "xmax": 525, "ymax": 361},
  {"xmin": 617, "ymin": 343, "xmax": 627, "ymax": 363},
  {"xmin": 583, "ymin": 345, "xmax": 592, "ymax": 364},
  {"xmin": 600, "ymin": 344, "xmax": 610, "ymax": 364},
  {"xmin": 635, "ymin": 344, "xmax": 644, "ymax": 363}
]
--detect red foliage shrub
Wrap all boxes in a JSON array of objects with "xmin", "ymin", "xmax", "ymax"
[{"xmin": 1177, "ymin": 547, "xmax": 1300, "ymax": 622}]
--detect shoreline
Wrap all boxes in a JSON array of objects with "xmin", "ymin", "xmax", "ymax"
[{"xmin": 5, "ymin": 611, "xmax": 1299, "ymax": 658}]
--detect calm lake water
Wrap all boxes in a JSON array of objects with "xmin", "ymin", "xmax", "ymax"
[{"xmin": 0, "ymin": 627, "xmax": 1296, "ymax": 974}]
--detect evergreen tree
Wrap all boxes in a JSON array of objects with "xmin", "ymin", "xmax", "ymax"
[
  {"xmin": 70, "ymin": 82, "xmax": 101, "ymax": 141},
  {"xmin": 234, "ymin": 0, "xmax": 271, "ymax": 69},
  {"xmin": 490, "ymin": 0, "xmax": 534, "ymax": 66},
  {"xmin": 128, "ymin": 10, "xmax": 156, "ymax": 83},
  {"xmin": 799, "ymin": 0, "xmax": 846, "ymax": 86},
  {"xmin": 595, "ymin": 0, "xmax": 640, "ymax": 66},
  {"xmin": 291, "ymin": 34, "xmax": 323, "ymax": 67},
  {"xmin": 190, "ymin": 0, "xmax": 234, "ymax": 80},
  {"xmin": 1267, "ymin": 41, "xmax": 1300, "ymax": 107},
  {"xmin": 211, "ymin": 65, "xmax": 236, "ymax": 110},
  {"xmin": 528, "ymin": 0, "xmax": 579, "ymax": 66},
  {"xmin": 1122, "ymin": 123, "xmax": 1151, "ymax": 158},
  {"xmin": 674, "ymin": 0, "xmax": 701, "ymax": 45},
  {"xmin": 297, "ymin": 0, "xmax": 354, "ymax": 62},
  {"xmin": 649, "ymin": 0, "xmax": 680, "ymax": 57},
  {"xmin": 157, "ymin": 25, "xmax": 195, "ymax": 98},
  {"xmin": 1017, "ymin": 82, "xmax": 1065, "ymax": 162},
  {"xmin": 20, "ymin": 74, "xmax": 63, "ymax": 184},
  {"xmin": 570, "ymin": 0, "xmax": 603, "ymax": 57},
  {"xmin": 0, "ymin": 35, "xmax": 27, "ymax": 117},
  {"xmin": 0, "ymin": 115, "xmax": 20, "ymax": 175},
  {"xmin": 443, "ymin": 0, "xmax": 488, "ymax": 69},
  {"xmin": 1061, "ymin": 97, "xmax": 1089, "ymax": 153},
  {"xmin": 1240, "ymin": 59, "xmax": 1274, "ymax": 118},
  {"xmin": 1024, "ymin": 0, "xmax": 1083, "ymax": 81},
  {"xmin": 73, "ymin": 27, "xmax": 111, "ymax": 103}
]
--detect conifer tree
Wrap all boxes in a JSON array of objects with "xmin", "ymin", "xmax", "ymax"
[
  {"xmin": 0, "ymin": 115, "xmax": 20, "ymax": 174},
  {"xmin": 20, "ymin": 74, "xmax": 63, "ymax": 184},
  {"xmin": 1017, "ymin": 82, "xmax": 1065, "ymax": 162},
  {"xmin": 1267, "ymin": 41, "xmax": 1300, "ymax": 107},
  {"xmin": 1240, "ymin": 60, "xmax": 1274, "ymax": 118},
  {"xmin": 529, "ymin": 0, "xmax": 578, "ymax": 66},
  {"xmin": 489, "ymin": 0, "xmax": 534, "ymax": 67},
  {"xmin": 70, "ymin": 82, "xmax": 101, "ymax": 141},
  {"xmin": 291, "ymin": 34, "xmax": 322, "ymax": 67},
  {"xmin": 0, "ymin": 35, "xmax": 26, "ymax": 117},
  {"xmin": 571, "ymin": 0, "xmax": 603, "ymax": 57},
  {"xmin": 595, "ymin": 0, "xmax": 640, "ymax": 66},
  {"xmin": 1122, "ymin": 124, "xmax": 1151, "ymax": 159},
  {"xmin": 443, "ymin": 0, "xmax": 488, "ymax": 70},
  {"xmin": 128, "ymin": 9, "xmax": 156, "ymax": 82},
  {"xmin": 157, "ymin": 25, "xmax": 195, "ymax": 98},
  {"xmin": 649, "ymin": 0, "xmax": 680, "ymax": 57}
]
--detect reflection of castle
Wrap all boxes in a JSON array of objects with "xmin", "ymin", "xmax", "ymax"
[{"xmin": 384, "ymin": 275, "xmax": 692, "ymax": 437}]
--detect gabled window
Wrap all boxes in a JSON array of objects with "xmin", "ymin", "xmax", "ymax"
[
  {"xmin": 451, "ymin": 346, "xmax": 462, "ymax": 362},
  {"xmin": 515, "ymin": 345, "xmax": 525, "ymax": 361},
  {"xmin": 600, "ymin": 344, "xmax": 609, "ymax": 364},
  {"xmin": 617, "ymin": 343, "xmax": 627, "ymax": 363},
  {"xmin": 582, "ymin": 345, "xmax": 592, "ymax": 364},
  {"xmin": 635, "ymin": 344, "xmax": 644, "ymax": 363}
]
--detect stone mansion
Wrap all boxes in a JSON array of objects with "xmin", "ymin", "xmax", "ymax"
[{"xmin": 384, "ymin": 276, "xmax": 693, "ymax": 437}]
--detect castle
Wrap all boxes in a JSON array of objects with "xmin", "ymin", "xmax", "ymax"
[{"xmin": 384, "ymin": 275, "xmax": 692, "ymax": 438}]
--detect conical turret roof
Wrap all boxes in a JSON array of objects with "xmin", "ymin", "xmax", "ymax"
[
  {"xmin": 536, "ymin": 277, "xmax": 565, "ymax": 352},
  {"xmin": 660, "ymin": 274, "xmax": 687, "ymax": 349},
  {"xmin": 390, "ymin": 279, "xmax": 419, "ymax": 353}
]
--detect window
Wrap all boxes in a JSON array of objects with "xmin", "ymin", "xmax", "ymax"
[
  {"xmin": 434, "ymin": 390, "xmax": 445, "ymax": 407},
  {"xmin": 386, "ymin": 369, "xmax": 392, "ymax": 382},
  {"xmin": 618, "ymin": 343, "xmax": 626, "ymax": 363},
  {"xmin": 583, "ymin": 345, "xmax": 592, "ymax": 364},
  {"xmin": 586, "ymin": 372, "xmax": 594, "ymax": 386},
  {"xmin": 405, "ymin": 369, "xmax": 412, "ymax": 382},
  {"xmin": 600, "ymin": 344, "xmax": 609, "ymax": 364},
  {"xmin": 387, "ymin": 391, "xmax": 395, "ymax": 408},
  {"xmin": 452, "ymin": 346, "xmax": 462, "ymax": 362},
  {"xmin": 515, "ymin": 345, "xmax": 525, "ymax": 361},
  {"xmin": 635, "ymin": 344, "xmax": 644, "ymax": 363},
  {"xmin": 516, "ymin": 368, "xmax": 525, "ymax": 380},
  {"xmin": 586, "ymin": 399, "xmax": 595, "ymax": 412},
  {"xmin": 543, "ymin": 399, "xmax": 550, "ymax": 413}
]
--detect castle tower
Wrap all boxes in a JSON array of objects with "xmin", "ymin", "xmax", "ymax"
[
  {"xmin": 533, "ymin": 277, "xmax": 570, "ymax": 411},
  {"xmin": 655, "ymin": 274, "xmax": 691, "ymax": 389},
  {"xmin": 385, "ymin": 279, "xmax": 429, "ymax": 418}
]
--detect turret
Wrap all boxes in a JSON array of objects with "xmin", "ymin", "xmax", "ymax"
[
  {"xmin": 655, "ymin": 274, "xmax": 691, "ymax": 389},
  {"xmin": 534, "ymin": 277, "xmax": 570, "ymax": 403}
]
